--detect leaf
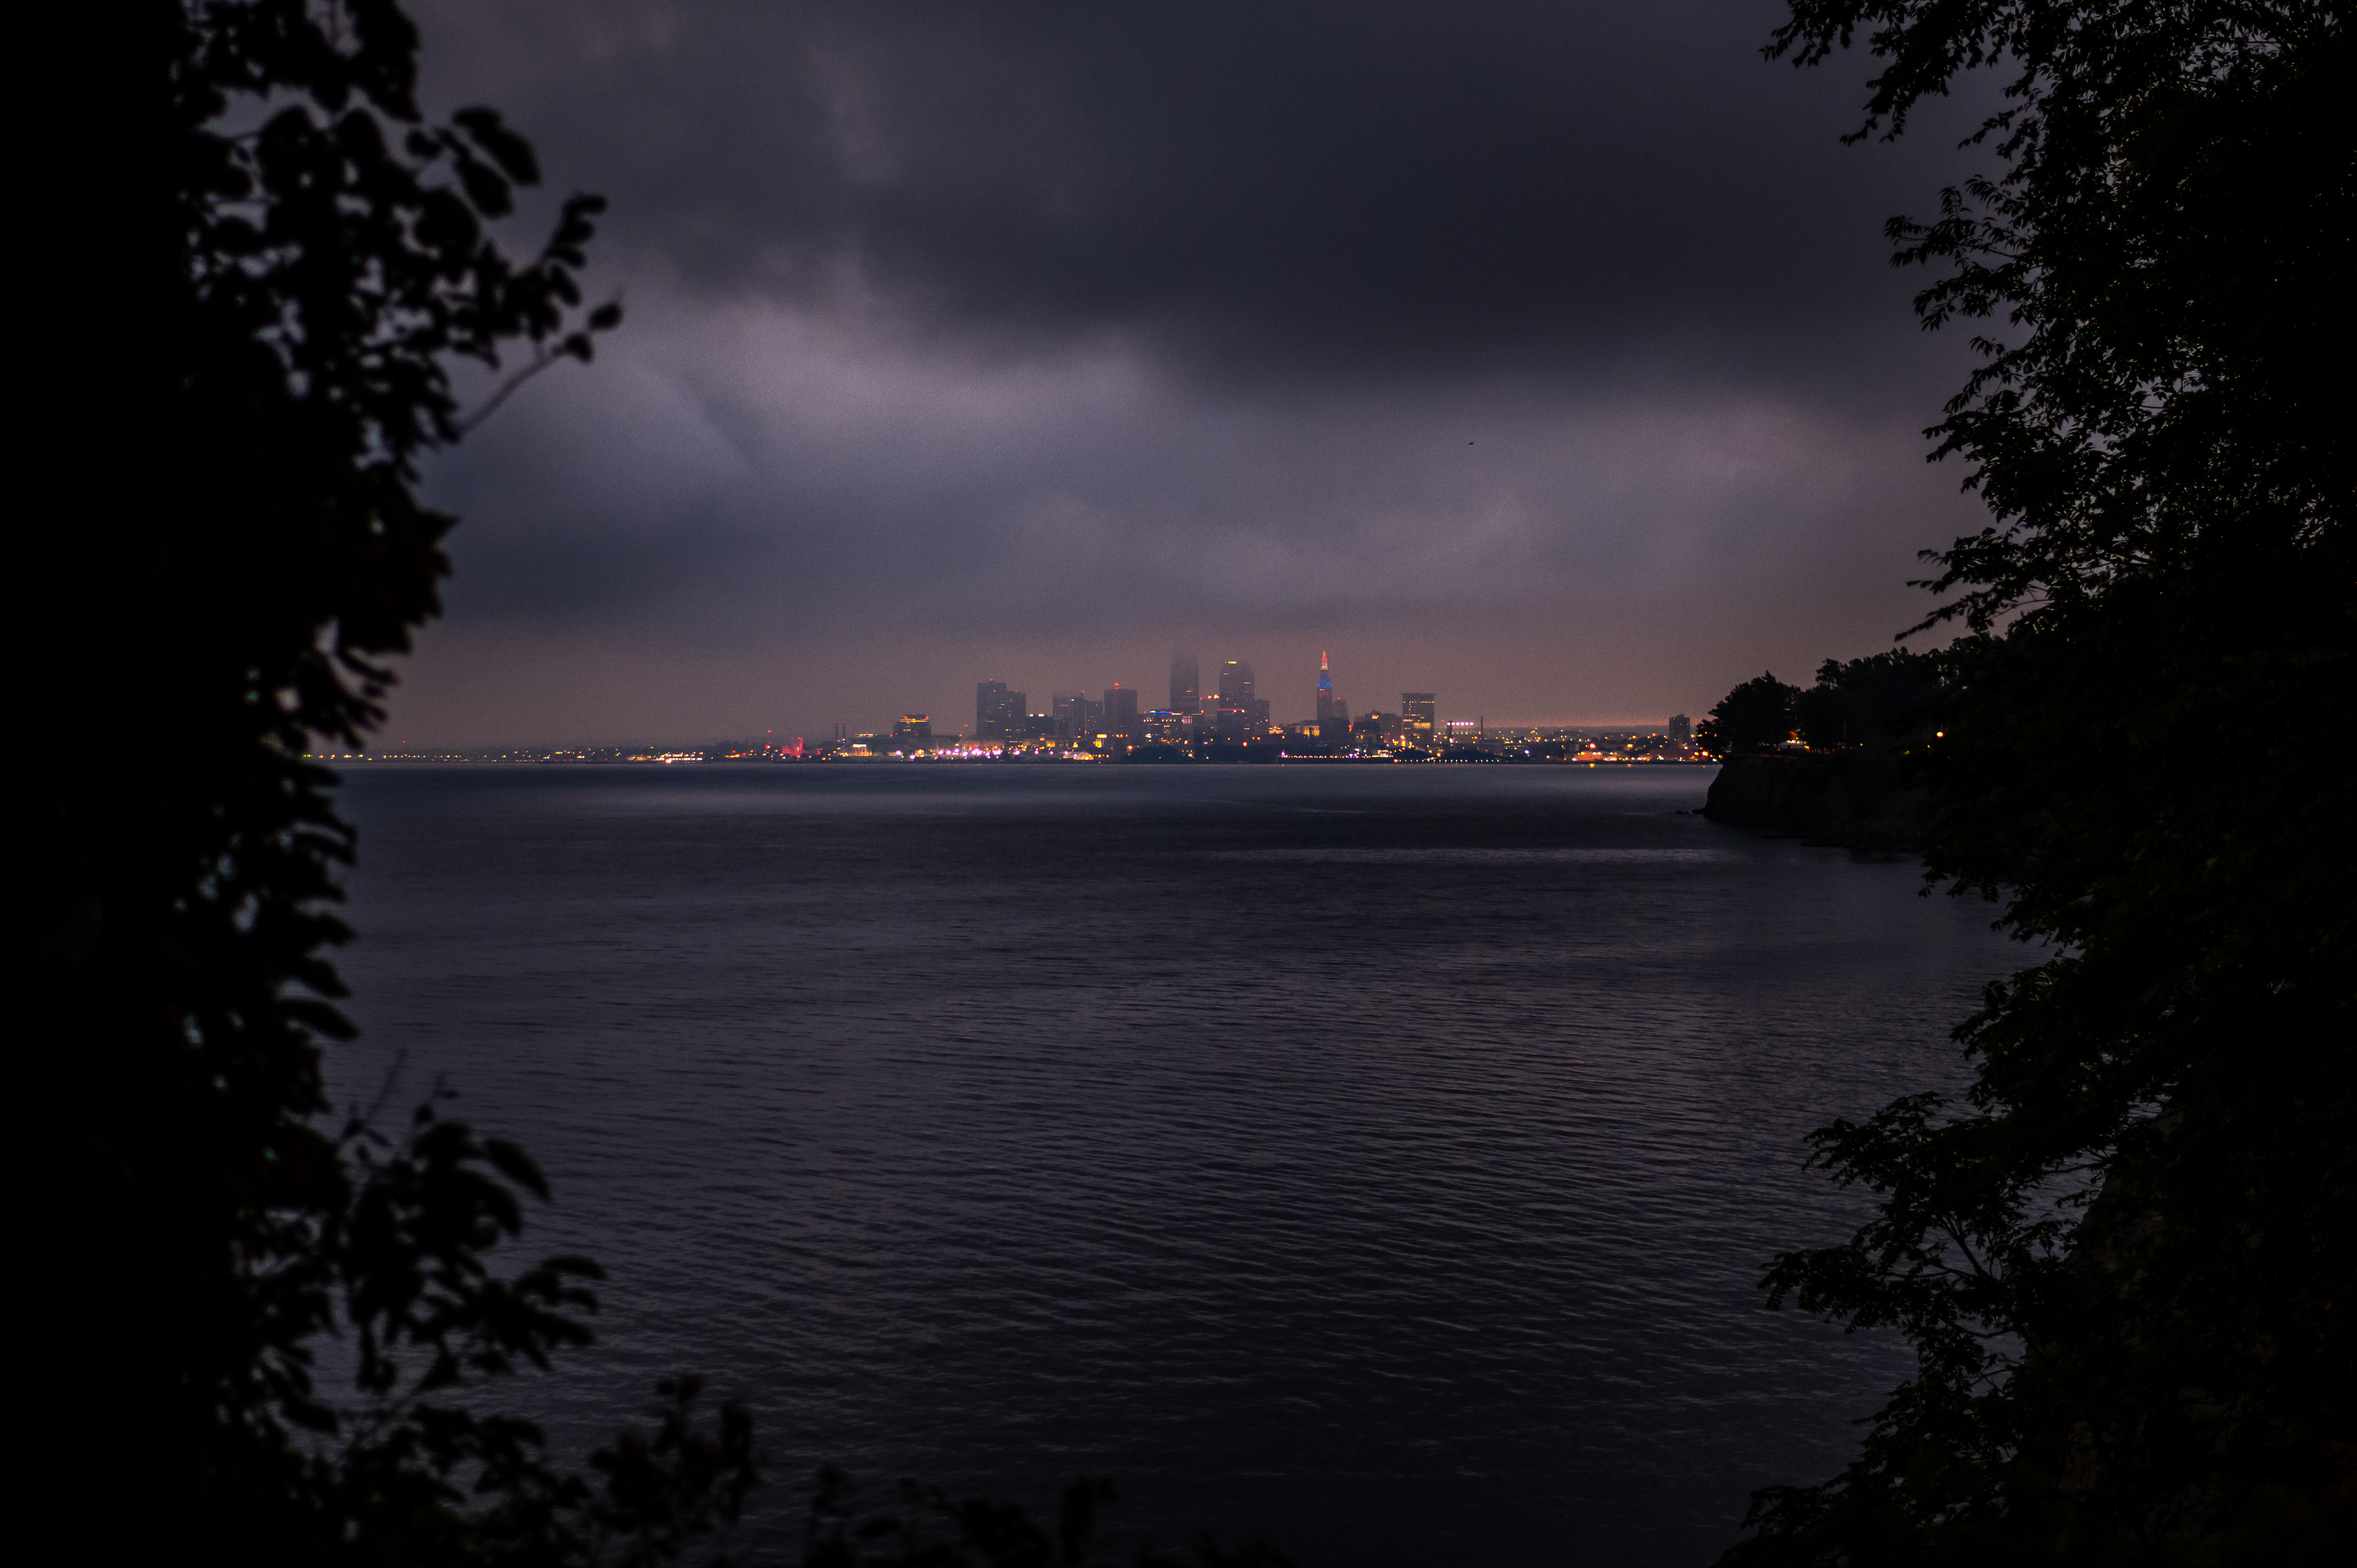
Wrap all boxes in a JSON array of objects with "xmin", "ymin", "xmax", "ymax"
[
  {"xmin": 481, "ymin": 1136, "xmax": 549, "ymax": 1199},
  {"xmin": 452, "ymin": 106, "xmax": 541, "ymax": 185},
  {"xmin": 453, "ymin": 153, "xmax": 513, "ymax": 220}
]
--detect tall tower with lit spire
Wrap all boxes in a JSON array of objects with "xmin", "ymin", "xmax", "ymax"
[{"xmin": 1315, "ymin": 651, "xmax": 1336, "ymax": 726}]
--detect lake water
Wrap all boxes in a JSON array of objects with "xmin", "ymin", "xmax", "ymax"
[{"xmin": 330, "ymin": 763, "xmax": 2017, "ymax": 1566}]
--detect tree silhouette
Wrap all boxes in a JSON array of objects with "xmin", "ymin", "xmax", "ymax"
[
  {"xmin": 1700, "ymin": 672, "xmax": 1802, "ymax": 754},
  {"xmin": 1726, "ymin": 3, "xmax": 2354, "ymax": 1559},
  {"xmin": 26, "ymin": 4, "xmax": 754, "ymax": 1562}
]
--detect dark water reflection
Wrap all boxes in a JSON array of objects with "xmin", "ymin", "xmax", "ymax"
[{"xmin": 332, "ymin": 764, "xmax": 2016, "ymax": 1566}]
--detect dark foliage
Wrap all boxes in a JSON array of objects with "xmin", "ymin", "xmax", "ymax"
[
  {"xmin": 1715, "ymin": 653, "xmax": 1938, "ymax": 754},
  {"xmin": 801, "ymin": 1474, "xmax": 1293, "ymax": 1568},
  {"xmin": 1808, "ymin": 652, "xmax": 1936, "ymax": 750},
  {"xmin": 23, "ymin": 4, "xmax": 760, "ymax": 1563},
  {"xmin": 1726, "ymin": 2, "xmax": 2355, "ymax": 1561},
  {"xmin": 1790, "ymin": 682, "xmax": 1846, "ymax": 752},
  {"xmin": 1700, "ymin": 671, "xmax": 1803, "ymax": 754},
  {"xmin": 1707, "ymin": 653, "xmax": 1935, "ymax": 761}
]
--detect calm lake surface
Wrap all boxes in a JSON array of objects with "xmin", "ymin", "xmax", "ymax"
[{"xmin": 331, "ymin": 763, "xmax": 2016, "ymax": 1566}]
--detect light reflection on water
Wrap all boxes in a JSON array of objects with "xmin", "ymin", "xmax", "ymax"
[{"xmin": 331, "ymin": 764, "xmax": 2014, "ymax": 1567}]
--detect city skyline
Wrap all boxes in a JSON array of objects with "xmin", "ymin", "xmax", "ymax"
[
  {"xmin": 788, "ymin": 646, "xmax": 1696, "ymax": 757},
  {"xmin": 382, "ymin": 636, "xmax": 1737, "ymax": 751},
  {"xmin": 318, "ymin": 641, "xmax": 1703, "ymax": 758}
]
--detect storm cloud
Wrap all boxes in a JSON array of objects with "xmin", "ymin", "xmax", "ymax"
[{"xmin": 387, "ymin": 0, "xmax": 1999, "ymax": 744}]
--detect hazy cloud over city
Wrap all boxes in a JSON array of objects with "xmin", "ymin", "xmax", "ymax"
[{"xmin": 388, "ymin": 0, "xmax": 2000, "ymax": 745}]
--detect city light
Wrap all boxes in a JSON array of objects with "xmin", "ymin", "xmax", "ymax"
[{"xmin": 306, "ymin": 655, "xmax": 1704, "ymax": 767}]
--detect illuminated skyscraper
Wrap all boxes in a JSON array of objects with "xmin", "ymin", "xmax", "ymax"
[
  {"xmin": 1170, "ymin": 652, "xmax": 1201, "ymax": 714},
  {"xmin": 1401, "ymin": 692, "xmax": 1436, "ymax": 746},
  {"xmin": 1315, "ymin": 652, "xmax": 1336, "ymax": 726}
]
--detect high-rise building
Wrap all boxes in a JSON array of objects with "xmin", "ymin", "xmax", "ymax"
[
  {"xmin": 1103, "ymin": 683, "xmax": 1141, "ymax": 736},
  {"xmin": 893, "ymin": 715, "xmax": 933, "ymax": 745},
  {"xmin": 1669, "ymin": 714, "xmax": 1693, "ymax": 742},
  {"xmin": 1004, "ymin": 710, "xmax": 1057, "ymax": 743},
  {"xmin": 1401, "ymin": 692, "xmax": 1437, "ymax": 746},
  {"xmin": 1053, "ymin": 690, "xmax": 1102, "ymax": 740},
  {"xmin": 1315, "ymin": 652, "xmax": 1336, "ymax": 725},
  {"xmin": 976, "ymin": 680, "xmax": 1024, "ymax": 739},
  {"xmin": 1219, "ymin": 659, "xmax": 1255, "ymax": 708},
  {"xmin": 1208, "ymin": 706, "xmax": 1253, "ymax": 742},
  {"xmin": 1170, "ymin": 652, "xmax": 1201, "ymax": 714}
]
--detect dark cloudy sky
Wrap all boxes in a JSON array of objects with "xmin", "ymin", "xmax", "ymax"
[{"xmin": 385, "ymin": 0, "xmax": 1998, "ymax": 746}]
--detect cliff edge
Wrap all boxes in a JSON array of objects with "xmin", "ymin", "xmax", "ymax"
[{"xmin": 1702, "ymin": 751, "xmax": 1924, "ymax": 851}]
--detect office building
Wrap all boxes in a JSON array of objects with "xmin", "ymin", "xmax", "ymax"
[
  {"xmin": 1006, "ymin": 712, "xmax": 1058, "ymax": 743},
  {"xmin": 1170, "ymin": 652, "xmax": 1201, "ymax": 714},
  {"xmin": 1401, "ymin": 692, "xmax": 1436, "ymax": 746},
  {"xmin": 1053, "ymin": 690, "xmax": 1102, "ymax": 740},
  {"xmin": 1104, "ymin": 683, "xmax": 1141, "ymax": 736},
  {"xmin": 1218, "ymin": 660, "xmax": 1269, "ymax": 731},
  {"xmin": 1315, "ymin": 652, "xmax": 1336, "ymax": 726},
  {"xmin": 976, "ymin": 680, "xmax": 1027, "ymax": 740},
  {"xmin": 1670, "ymin": 714, "xmax": 1693, "ymax": 743},
  {"xmin": 1219, "ymin": 659, "xmax": 1255, "ymax": 708}
]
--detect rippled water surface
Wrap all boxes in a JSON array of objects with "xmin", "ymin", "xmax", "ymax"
[{"xmin": 332, "ymin": 764, "xmax": 2016, "ymax": 1566}]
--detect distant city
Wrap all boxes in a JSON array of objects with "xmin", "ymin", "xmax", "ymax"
[{"xmin": 316, "ymin": 650, "xmax": 1701, "ymax": 765}]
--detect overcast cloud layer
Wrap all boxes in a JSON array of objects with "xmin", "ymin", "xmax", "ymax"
[{"xmin": 383, "ymin": 0, "xmax": 1999, "ymax": 745}]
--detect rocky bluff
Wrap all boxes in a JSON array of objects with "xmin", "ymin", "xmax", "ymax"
[{"xmin": 1702, "ymin": 751, "xmax": 1924, "ymax": 851}]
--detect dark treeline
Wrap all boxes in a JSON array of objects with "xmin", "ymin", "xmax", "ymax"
[
  {"xmin": 1694, "ymin": 655, "xmax": 1938, "ymax": 847},
  {"xmin": 1697, "ymin": 653, "xmax": 1937, "ymax": 757},
  {"xmin": 1717, "ymin": 1, "xmax": 2353, "ymax": 1562}
]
